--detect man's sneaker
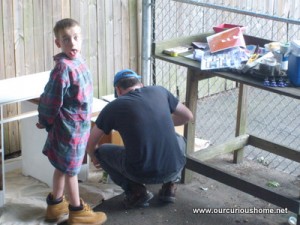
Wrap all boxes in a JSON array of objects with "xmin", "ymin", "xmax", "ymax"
[
  {"xmin": 45, "ymin": 193, "xmax": 69, "ymax": 222},
  {"xmin": 123, "ymin": 190, "xmax": 154, "ymax": 209},
  {"xmin": 158, "ymin": 182, "xmax": 177, "ymax": 203},
  {"xmin": 68, "ymin": 199, "xmax": 107, "ymax": 225}
]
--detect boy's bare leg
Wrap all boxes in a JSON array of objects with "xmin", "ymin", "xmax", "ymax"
[
  {"xmin": 45, "ymin": 169, "xmax": 69, "ymax": 222},
  {"xmin": 52, "ymin": 169, "xmax": 65, "ymax": 199},
  {"xmin": 65, "ymin": 172, "xmax": 107, "ymax": 224},
  {"xmin": 65, "ymin": 174, "xmax": 81, "ymax": 207}
]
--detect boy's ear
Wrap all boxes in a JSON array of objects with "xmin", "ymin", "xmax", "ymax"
[{"xmin": 55, "ymin": 39, "xmax": 61, "ymax": 48}]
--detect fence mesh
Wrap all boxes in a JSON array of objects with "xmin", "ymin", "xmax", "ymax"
[{"xmin": 151, "ymin": 0, "xmax": 300, "ymax": 176}]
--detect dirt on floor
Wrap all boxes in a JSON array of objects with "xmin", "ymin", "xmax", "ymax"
[
  {"xmin": 1, "ymin": 154, "xmax": 299, "ymax": 225},
  {"xmin": 186, "ymin": 154, "xmax": 299, "ymax": 225},
  {"xmin": 93, "ymin": 154, "xmax": 299, "ymax": 225}
]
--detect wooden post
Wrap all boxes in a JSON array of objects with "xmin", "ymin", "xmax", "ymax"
[
  {"xmin": 233, "ymin": 83, "xmax": 248, "ymax": 163},
  {"xmin": 182, "ymin": 68, "xmax": 199, "ymax": 183}
]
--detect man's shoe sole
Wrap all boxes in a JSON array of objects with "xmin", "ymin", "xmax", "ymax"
[
  {"xmin": 159, "ymin": 195, "xmax": 176, "ymax": 203},
  {"xmin": 124, "ymin": 191, "xmax": 154, "ymax": 209}
]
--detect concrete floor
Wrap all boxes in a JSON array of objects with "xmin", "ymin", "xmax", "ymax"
[
  {"xmin": 89, "ymin": 185, "xmax": 289, "ymax": 225},
  {"xmin": 89, "ymin": 171, "xmax": 296, "ymax": 225},
  {"xmin": 2, "ymin": 157, "xmax": 297, "ymax": 225}
]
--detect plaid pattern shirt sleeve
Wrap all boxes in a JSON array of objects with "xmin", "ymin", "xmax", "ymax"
[{"xmin": 38, "ymin": 63, "xmax": 69, "ymax": 131}]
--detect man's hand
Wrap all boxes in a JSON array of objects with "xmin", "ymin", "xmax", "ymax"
[
  {"xmin": 91, "ymin": 156, "xmax": 101, "ymax": 169},
  {"xmin": 36, "ymin": 122, "xmax": 45, "ymax": 129}
]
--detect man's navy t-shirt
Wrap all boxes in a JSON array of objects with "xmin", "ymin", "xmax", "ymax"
[{"xmin": 95, "ymin": 85, "xmax": 186, "ymax": 182}]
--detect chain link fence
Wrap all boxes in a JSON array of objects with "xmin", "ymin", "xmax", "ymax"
[{"xmin": 151, "ymin": 0, "xmax": 300, "ymax": 176}]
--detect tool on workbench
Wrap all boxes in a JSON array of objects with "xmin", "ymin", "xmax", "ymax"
[{"xmin": 246, "ymin": 45, "xmax": 260, "ymax": 64}]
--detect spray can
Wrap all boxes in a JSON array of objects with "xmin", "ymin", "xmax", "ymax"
[{"xmin": 280, "ymin": 43, "xmax": 290, "ymax": 71}]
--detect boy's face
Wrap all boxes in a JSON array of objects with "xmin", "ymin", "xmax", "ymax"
[{"xmin": 55, "ymin": 25, "xmax": 82, "ymax": 59}]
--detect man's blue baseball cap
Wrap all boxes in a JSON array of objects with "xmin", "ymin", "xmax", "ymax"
[{"xmin": 113, "ymin": 69, "xmax": 141, "ymax": 87}]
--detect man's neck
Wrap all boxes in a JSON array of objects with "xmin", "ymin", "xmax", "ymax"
[
  {"xmin": 119, "ymin": 84, "xmax": 142, "ymax": 96},
  {"xmin": 126, "ymin": 85, "xmax": 141, "ymax": 92}
]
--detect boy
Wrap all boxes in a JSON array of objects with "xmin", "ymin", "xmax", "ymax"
[{"xmin": 36, "ymin": 18, "xmax": 106, "ymax": 224}]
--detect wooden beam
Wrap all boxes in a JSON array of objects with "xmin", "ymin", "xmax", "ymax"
[
  {"xmin": 248, "ymin": 135, "xmax": 300, "ymax": 163},
  {"xmin": 234, "ymin": 84, "xmax": 248, "ymax": 163},
  {"xmin": 182, "ymin": 68, "xmax": 200, "ymax": 183},
  {"xmin": 191, "ymin": 134, "xmax": 249, "ymax": 161},
  {"xmin": 186, "ymin": 156, "xmax": 300, "ymax": 215}
]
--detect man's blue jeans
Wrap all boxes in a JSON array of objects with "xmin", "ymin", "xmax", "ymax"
[{"xmin": 94, "ymin": 133, "xmax": 186, "ymax": 194}]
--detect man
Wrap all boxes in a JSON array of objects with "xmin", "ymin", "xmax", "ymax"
[{"xmin": 86, "ymin": 69, "xmax": 193, "ymax": 209}]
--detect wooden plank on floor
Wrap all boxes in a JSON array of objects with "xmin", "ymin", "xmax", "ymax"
[{"xmin": 191, "ymin": 134, "xmax": 249, "ymax": 161}]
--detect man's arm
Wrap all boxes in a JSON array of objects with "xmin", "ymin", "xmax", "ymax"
[
  {"xmin": 86, "ymin": 124, "xmax": 106, "ymax": 168},
  {"xmin": 172, "ymin": 102, "xmax": 193, "ymax": 126}
]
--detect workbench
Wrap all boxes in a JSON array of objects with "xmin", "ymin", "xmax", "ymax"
[
  {"xmin": 152, "ymin": 33, "xmax": 300, "ymax": 224},
  {"xmin": 0, "ymin": 71, "xmax": 107, "ymax": 206}
]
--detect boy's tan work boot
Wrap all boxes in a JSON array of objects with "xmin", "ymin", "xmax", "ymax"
[
  {"xmin": 45, "ymin": 193, "xmax": 69, "ymax": 222},
  {"xmin": 68, "ymin": 199, "xmax": 107, "ymax": 225}
]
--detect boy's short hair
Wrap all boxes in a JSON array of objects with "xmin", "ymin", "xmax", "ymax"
[{"xmin": 53, "ymin": 18, "xmax": 80, "ymax": 38}]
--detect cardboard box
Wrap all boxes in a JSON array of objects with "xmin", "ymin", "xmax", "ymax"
[
  {"xmin": 207, "ymin": 27, "xmax": 246, "ymax": 53},
  {"xmin": 98, "ymin": 130, "xmax": 124, "ymax": 146},
  {"xmin": 213, "ymin": 23, "xmax": 245, "ymax": 33}
]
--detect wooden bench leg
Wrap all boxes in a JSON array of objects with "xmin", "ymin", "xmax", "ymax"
[
  {"xmin": 182, "ymin": 69, "xmax": 199, "ymax": 183},
  {"xmin": 234, "ymin": 84, "xmax": 248, "ymax": 163}
]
